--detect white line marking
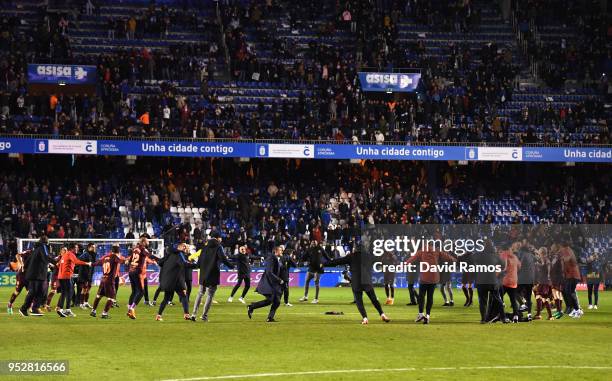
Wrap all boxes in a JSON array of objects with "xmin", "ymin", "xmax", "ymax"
[{"xmin": 160, "ymin": 366, "xmax": 612, "ymax": 381}]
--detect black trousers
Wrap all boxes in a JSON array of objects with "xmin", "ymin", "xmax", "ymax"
[
  {"xmin": 518, "ymin": 283, "xmax": 533, "ymax": 313},
  {"xmin": 353, "ymin": 287, "xmax": 383, "ymax": 319},
  {"xmin": 477, "ymin": 284, "xmax": 505, "ymax": 321},
  {"xmin": 418, "ymin": 283, "xmax": 436, "ymax": 315},
  {"xmin": 158, "ymin": 286, "xmax": 189, "ymax": 315},
  {"xmin": 58, "ymin": 279, "xmax": 73, "ymax": 310},
  {"xmin": 502, "ymin": 286, "xmax": 520, "ymax": 316},
  {"xmin": 408, "ymin": 283, "xmax": 417, "ymax": 304},
  {"xmin": 230, "ymin": 276, "xmax": 251, "ymax": 298},
  {"xmin": 304, "ymin": 272, "xmax": 320, "ymax": 299},
  {"xmin": 185, "ymin": 280, "xmax": 192, "ymax": 300},
  {"xmin": 128, "ymin": 272, "xmax": 144, "ymax": 306},
  {"xmin": 143, "ymin": 277, "xmax": 149, "ymax": 302},
  {"xmin": 563, "ymin": 278, "xmax": 580, "ymax": 310},
  {"xmin": 153, "ymin": 286, "xmax": 163, "ymax": 302},
  {"xmin": 21, "ymin": 280, "xmax": 44, "ymax": 312},
  {"xmin": 251, "ymin": 291, "xmax": 280, "ymax": 319},
  {"xmin": 282, "ymin": 282, "xmax": 289, "ymax": 304},
  {"xmin": 587, "ymin": 283, "xmax": 599, "ymax": 305},
  {"xmin": 74, "ymin": 281, "xmax": 83, "ymax": 306}
]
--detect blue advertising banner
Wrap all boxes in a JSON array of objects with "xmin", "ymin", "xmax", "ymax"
[
  {"xmin": 1, "ymin": 137, "xmax": 610, "ymax": 162},
  {"xmin": 358, "ymin": 72, "xmax": 421, "ymax": 92},
  {"xmin": 314, "ymin": 144, "xmax": 466, "ymax": 161},
  {"xmin": 97, "ymin": 140, "xmax": 254, "ymax": 157},
  {"xmin": 0, "ymin": 138, "xmax": 38, "ymax": 154},
  {"xmin": 522, "ymin": 147, "xmax": 612, "ymax": 162},
  {"xmin": 27, "ymin": 64, "xmax": 97, "ymax": 85}
]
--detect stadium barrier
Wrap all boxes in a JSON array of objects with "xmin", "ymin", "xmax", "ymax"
[
  {"xmin": 0, "ymin": 136, "xmax": 610, "ymax": 162},
  {"xmin": 0, "ymin": 269, "xmax": 603, "ymax": 291}
]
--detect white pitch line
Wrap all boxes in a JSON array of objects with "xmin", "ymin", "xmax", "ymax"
[
  {"xmin": 160, "ymin": 366, "xmax": 612, "ymax": 381},
  {"xmin": 160, "ymin": 368, "xmax": 416, "ymax": 381}
]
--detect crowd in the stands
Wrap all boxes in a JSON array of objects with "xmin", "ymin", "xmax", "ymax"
[
  {"xmin": 0, "ymin": 0, "xmax": 608, "ymax": 144},
  {"xmin": 0, "ymin": 156, "xmax": 609, "ymax": 263}
]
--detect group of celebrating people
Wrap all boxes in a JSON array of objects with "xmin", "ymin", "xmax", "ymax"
[{"xmin": 7, "ymin": 225, "xmax": 605, "ymax": 326}]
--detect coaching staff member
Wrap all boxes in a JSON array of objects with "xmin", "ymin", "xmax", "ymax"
[
  {"xmin": 247, "ymin": 246, "xmax": 284, "ymax": 322},
  {"xmin": 192, "ymin": 232, "xmax": 234, "ymax": 321},
  {"xmin": 19, "ymin": 236, "xmax": 54, "ymax": 316}
]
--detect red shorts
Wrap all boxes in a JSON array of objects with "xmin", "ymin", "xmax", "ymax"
[
  {"xmin": 50, "ymin": 276, "xmax": 59, "ymax": 291},
  {"xmin": 535, "ymin": 284, "xmax": 552, "ymax": 298},
  {"xmin": 97, "ymin": 279, "xmax": 117, "ymax": 299}
]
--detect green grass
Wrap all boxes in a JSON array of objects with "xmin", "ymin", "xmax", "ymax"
[{"xmin": 1, "ymin": 286, "xmax": 611, "ymax": 381}]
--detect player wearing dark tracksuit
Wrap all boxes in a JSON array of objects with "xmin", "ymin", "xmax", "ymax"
[
  {"xmin": 77, "ymin": 243, "xmax": 97, "ymax": 309},
  {"xmin": 516, "ymin": 244, "xmax": 536, "ymax": 320},
  {"xmin": 585, "ymin": 254, "xmax": 602, "ymax": 309},
  {"xmin": 382, "ymin": 252, "xmax": 397, "ymax": 305},
  {"xmin": 473, "ymin": 241, "xmax": 505, "ymax": 323},
  {"xmin": 156, "ymin": 243, "xmax": 193, "ymax": 321},
  {"xmin": 299, "ymin": 241, "xmax": 331, "ymax": 303},
  {"xmin": 324, "ymin": 248, "xmax": 390, "ymax": 324},
  {"xmin": 280, "ymin": 248, "xmax": 297, "ymax": 306},
  {"xmin": 460, "ymin": 252, "xmax": 475, "ymax": 307},
  {"xmin": 228, "ymin": 245, "xmax": 252, "ymax": 302},
  {"xmin": 19, "ymin": 237, "xmax": 54, "ymax": 316}
]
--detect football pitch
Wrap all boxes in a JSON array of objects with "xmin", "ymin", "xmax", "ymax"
[{"xmin": 1, "ymin": 287, "xmax": 611, "ymax": 381}]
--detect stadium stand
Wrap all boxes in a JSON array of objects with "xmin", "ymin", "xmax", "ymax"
[{"xmin": 0, "ymin": 0, "xmax": 609, "ymax": 143}]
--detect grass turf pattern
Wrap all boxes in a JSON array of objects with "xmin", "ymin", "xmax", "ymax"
[{"xmin": 2, "ymin": 287, "xmax": 611, "ymax": 381}]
